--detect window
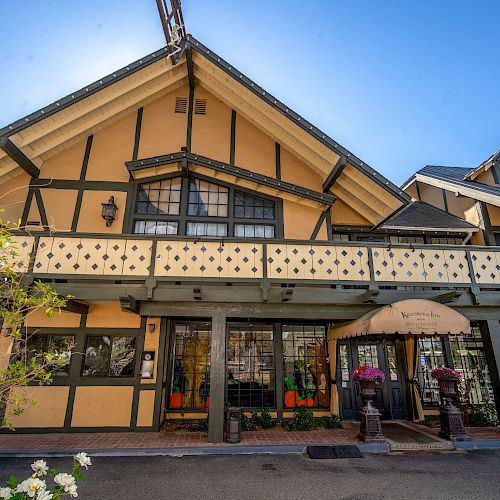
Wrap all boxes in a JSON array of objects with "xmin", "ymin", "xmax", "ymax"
[
  {"xmin": 227, "ymin": 324, "xmax": 275, "ymax": 408},
  {"xmin": 25, "ymin": 335, "xmax": 74, "ymax": 376},
  {"xmin": 134, "ymin": 220, "xmax": 178, "ymax": 235},
  {"xmin": 170, "ymin": 322, "xmax": 211, "ymax": 409},
  {"xmin": 417, "ymin": 338, "xmax": 445, "ymax": 405},
  {"xmin": 186, "ymin": 222, "xmax": 227, "ymax": 237},
  {"xmin": 282, "ymin": 325, "xmax": 329, "ymax": 408},
  {"xmin": 83, "ymin": 336, "xmax": 136, "ymax": 377},
  {"xmin": 430, "ymin": 237, "xmax": 463, "ymax": 245},
  {"xmin": 188, "ymin": 179, "xmax": 228, "ymax": 217},
  {"xmin": 135, "ymin": 178, "xmax": 181, "ymax": 215},
  {"xmin": 389, "ymin": 235, "xmax": 425, "ymax": 244},
  {"xmin": 234, "ymin": 224, "xmax": 274, "ymax": 238},
  {"xmin": 234, "ymin": 191, "xmax": 275, "ymax": 220},
  {"xmin": 449, "ymin": 326, "xmax": 494, "ymax": 405},
  {"xmin": 133, "ymin": 175, "xmax": 279, "ymax": 238}
]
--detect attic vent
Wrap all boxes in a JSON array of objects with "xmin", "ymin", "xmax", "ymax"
[
  {"xmin": 175, "ymin": 97, "xmax": 187, "ymax": 113},
  {"xmin": 194, "ymin": 99, "xmax": 207, "ymax": 115}
]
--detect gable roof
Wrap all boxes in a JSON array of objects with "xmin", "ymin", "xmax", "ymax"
[
  {"xmin": 465, "ymin": 150, "xmax": 500, "ymax": 181},
  {"xmin": 0, "ymin": 35, "xmax": 408, "ymax": 225},
  {"xmin": 382, "ymin": 201, "xmax": 476, "ymax": 232},
  {"xmin": 402, "ymin": 165, "xmax": 500, "ymax": 207}
]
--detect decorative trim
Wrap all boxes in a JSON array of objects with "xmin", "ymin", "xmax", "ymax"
[
  {"xmin": 34, "ymin": 189, "xmax": 49, "ymax": 230},
  {"xmin": 79, "ymin": 135, "xmax": 93, "ymax": 181},
  {"xmin": 126, "ymin": 152, "xmax": 335, "ymax": 206},
  {"xmin": 275, "ymin": 142, "xmax": 281, "ymax": 180},
  {"xmin": 186, "ymin": 86, "xmax": 194, "ymax": 151},
  {"xmin": 30, "ymin": 179, "xmax": 131, "ymax": 191},
  {"xmin": 132, "ymin": 108, "xmax": 143, "ymax": 162},
  {"xmin": 323, "ymin": 155, "xmax": 346, "ymax": 193},
  {"xmin": 229, "ymin": 110, "xmax": 236, "ymax": 165},
  {"xmin": 310, "ymin": 210, "xmax": 328, "ymax": 240}
]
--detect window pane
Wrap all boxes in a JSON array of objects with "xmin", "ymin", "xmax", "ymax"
[
  {"xmin": 234, "ymin": 191, "xmax": 275, "ymax": 220},
  {"xmin": 187, "ymin": 179, "xmax": 228, "ymax": 217},
  {"xmin": 135, "ymin": 178, "xmax": 181, "ymax": 216},
  {"xmin": 186, "ymin": 222, "xmax": 227, "ymax": 237},
  {"xmin": 170, "ymin": 322, "xmax": 212, "ymax": 409},
  {"xmin": 417, "ymin": 338, "xmax": 445, "ymax": 405},
  {"xmin": 449, "ymin": 326, "xmax": 494, "ymax": 405},
  {"xmin": 133, "ymin": 220, "xmax": 178, "ymax": 235},
  {"xmin": 83, "ymin": 336, "xmax": 111, "ymax": 376},
  {"xmin": 110, "ymin": 337, "xmax": 136, "ymax": 376},
  {"xmin": 282, "ymin": 325, "xmax": 329, "ymax": 408},
  {"xmin": 227, "ymin": 324, "xmax": 275, "ymax": 408},
  {"xmin": 234, "ymin": 224, "xmax": 275, "ymax": 239},
  {"xmin": 26, "ymin": 335, "xmax": 74, "ymax": 376}
]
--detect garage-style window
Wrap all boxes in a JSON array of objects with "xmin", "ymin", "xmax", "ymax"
[
  {"xmin": 83, "ymin": 336, "xmax": 136, "ymax": 377},
  {"xmin": 132, "ymin": 176, "xmax": 279, "ymax": 238}
]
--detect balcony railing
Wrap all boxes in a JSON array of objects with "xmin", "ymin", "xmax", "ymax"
[{"xmin": 10, "ymin": 234, "xmax": 500, "ymax": 288}]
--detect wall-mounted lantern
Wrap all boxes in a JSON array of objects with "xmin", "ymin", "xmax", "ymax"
[
  {"xmin": 148, "ymin": 323, "xmax": 156, "ymax": 334},
  {"xmin": 101, "ymin": 196, "xmax": 118, "ymax": 227}
]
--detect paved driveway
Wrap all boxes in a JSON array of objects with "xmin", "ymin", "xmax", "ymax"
[{"xmin": 0, "ymin": 449, "xmax": 498, "ymax": 499}]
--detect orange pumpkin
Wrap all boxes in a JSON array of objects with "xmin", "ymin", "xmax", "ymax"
[
  {"xmin": 284, "ymin": 390, "xmax": 298, "ymax": 408},
  {"xmin": 297, "ymin": 399, "xmax": 306, "ymax": 406},
  {"xmin": 304, "ymin": 397, "xmax": 314, "ymax": 407},
  {"xmin": 170, "ymin": 392, "xmax": 184, "ymax": 409},
  {"xmin": 201, "ymin": 396, "xmax": 210, "ymax": 409}
]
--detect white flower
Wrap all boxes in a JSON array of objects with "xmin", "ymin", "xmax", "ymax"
[
  {"xmin": 0, "ymin": 487, "xmax": 11, "ymax": 499},
  {"xmin": 36, "ymin": 491, "xmax": 53, "ymax": 500},
  {"xmin": 53, "ymin": 472, "xmax": 75, "ymax": 492},
  {"xmin": 31, "ymin": 459, "xmax": 49, "ymax": 477},
  {"xmin": 16, "ymin": 478, "xmax": 46, "ymax": 498},
  {"xmin": 75, "ymin": 452, "xmax": 92, "ymax": 469},
  {"xmin": 67, "ymin": 484, "xmax": 78, "ymax": 497}
]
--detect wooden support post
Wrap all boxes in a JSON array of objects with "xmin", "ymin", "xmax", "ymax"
[
  {"xmin": 208, "ymin": 312, "xmax": 226, "ymax": 443},
  {"xmin": 481, "ymin": 320, "xmax": 500, "ymax": 418}
]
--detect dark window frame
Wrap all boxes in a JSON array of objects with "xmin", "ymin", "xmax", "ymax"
[{"xmin": 127, "ymin": 172, "xmax": 283, "ymax": 239}]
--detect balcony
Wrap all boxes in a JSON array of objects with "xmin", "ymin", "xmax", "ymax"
[{"xmin": 10, "ymin": 234, "xmax": 500, "ymax": 290}]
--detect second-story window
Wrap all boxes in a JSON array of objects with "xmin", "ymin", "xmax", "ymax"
[{"xmin": 132, "ymin": 175, "xmax": 279, "ymax": 238}]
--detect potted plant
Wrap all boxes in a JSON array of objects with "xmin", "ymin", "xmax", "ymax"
[
  {"xmin": 169, "ymin": 379, "xmax": 184, "ymax": 409},
  {"xmin": 353, "ymin": 365, "xmax": 385, "ymax": 401},
  {"xmin": 431, "ymin": 367, "xmax": 461, "ymax": 399},
  {"xmin": 284, "ymin": 376, "xmax": 299, "ymax": 408}
]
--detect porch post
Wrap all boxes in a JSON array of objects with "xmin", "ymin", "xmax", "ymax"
[
  {"xmin": 208, "ymin": 312, "xmax": 226, "ymax": 443},
  {"xmin": 481, "ymin": 320, "xmax": 500, "ymax": 417}
]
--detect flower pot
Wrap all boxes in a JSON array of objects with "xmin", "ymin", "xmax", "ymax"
[
  {"xmin": 284, "ymin": 390, "xmax": 298, "ymax": 408},
  {"xmin": 437, "ymin": 379, "xmax": 457, "ymax": 399},
  {"xmin": 359, "ymin": 380, "xmax": 377, "ymax": 402},
  {"xmin": 170, "ymin": 392, "xmax": 184, "ymax": 409}
]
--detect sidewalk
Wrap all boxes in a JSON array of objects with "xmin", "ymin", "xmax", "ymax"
[{"xmin": 0, "ymin": 423, "xmax": 498, "ymax": 457}]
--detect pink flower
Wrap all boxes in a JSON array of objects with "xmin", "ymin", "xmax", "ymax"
[
  {"xmin": 431, "ymin": 367, "xmax": 461, "ymax": 381},
  {"xmin": 353, "ymin": 365, "xmax": 385, "ymax": 384}
]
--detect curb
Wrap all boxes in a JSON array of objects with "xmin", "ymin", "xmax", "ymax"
[
  {"xmin": 0, "ymin": 442, "xmax": 390, "ymax": 458},
  {"xmin": 454, "ymin": 439, "xmax": 500, "ymax": 451}
]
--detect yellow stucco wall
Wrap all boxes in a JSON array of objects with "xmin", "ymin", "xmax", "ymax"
[
  {"xmin": 330, "ymin": 198, "xmax": 371, "ymax": 226},
  {"xmin": 85, "ymin": 112, "xmax": 136, "ymax": 182},
  {"xmin": 283, "ymin": 199, "xmax": 324, "ymax": 239},
  {"xmin": 71, "ymin": 386, "xmax": 134, "ymax": 427},
  {"xmin": 234, "ymin": 114, "xmax": 276, "ymax": 177},
  {"xmin": 487, "ymin": 204, "xmax": 500, "ymax": 226},
  {"xmin": 85, "ymin": 300, "xmax": 141, "ymax": 328},
  {"xmin": 0, "ymin": 171, "xmax": 30, "ymax": 226},
  {"xmin": 137, "ymin": 390, "xmax": 156, "ymax": 427},
  {"xmin": 475, "ymin": 169, "xmax": 496, "ymax": 186},
  {"xmin": 7, "ymin": 386, "xmax": 69, "ymax": 428},
  {"xmin": 40, "ymin": 188, "xmax": 79, "ymax": 231},
  {"xmin": 280, "ymin": 147, "xmax": 323, "ymax": 192},
  {"xmin": 40, "ymin": 140, "xmax": 87, "ymax": 180},
  {"xmin": 76, "ymin": 190, "xmax": 127, "ymax": 233},
  {"xmin": 191, "ymin": 87, "xmax": 231, "ymax": 163},
  {"xmin": 138, "ymin": 86, "xmax": 188, "ymax": 158},
  {"xmin": 25, "ymin": 308, "xmax": 82, "ymax": 328}
]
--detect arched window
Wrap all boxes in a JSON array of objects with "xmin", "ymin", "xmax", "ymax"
[{"xmin": 132, "ymin": 175, "xmax": 279, "ymax": 238}]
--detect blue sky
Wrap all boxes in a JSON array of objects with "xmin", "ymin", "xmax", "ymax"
[{"xmin": 1, "ymin": 0, "xmax": 498, "ymax": 185}]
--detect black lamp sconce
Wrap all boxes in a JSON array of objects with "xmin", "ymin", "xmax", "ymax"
[
  {"xmin": 148, "ymin": 323, "xmax": 156, "ymax": 334},
  {"xmin": 101, "ymin": 196, "xmax": 118, "ymax": 227}
]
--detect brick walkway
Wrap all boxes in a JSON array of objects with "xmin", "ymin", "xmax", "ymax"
[{"xmin": 0, "ymin": 423, "xmax": 497, "ymax": 452}]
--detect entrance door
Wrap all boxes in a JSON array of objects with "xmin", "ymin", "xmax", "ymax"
[{"xmin": 337, "ymin": 339, "xmax": 406, "ymax": 420}]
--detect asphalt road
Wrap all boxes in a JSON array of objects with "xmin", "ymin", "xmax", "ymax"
[{"xmin": 1, "ymin": 449, "xmax": 499, "ymax": 500}]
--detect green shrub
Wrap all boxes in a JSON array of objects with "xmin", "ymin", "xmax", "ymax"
[
  {"xmin": 283, "ymin": 406, "xmax": 316, "ymax": 431},
  {"xmin": 466, "ymin": 404, "xmax": 499, "ymax": 427},
  {"xmin": 316, "ymin": 413, "xmax": 343, "ymax": 429},
  {"xmin": 241, "ymin": 413, "xmax": 257, "ymax": 431},
  {"xmin": 251, "ymin": 407, "xmax": 276, "ymax": 429}
]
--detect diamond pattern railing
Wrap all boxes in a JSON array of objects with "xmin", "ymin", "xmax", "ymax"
[{"xmin": 10, "ymin": 235, "xmax": 499, "ymax": 288}]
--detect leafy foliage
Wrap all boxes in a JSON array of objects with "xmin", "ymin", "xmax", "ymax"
[
  {"xmin": 282, "ymin": 406, "xmax": 316, "ymax": 431},
  {"xmin": 0, "ymin": 217, "xmax": 69, "ymax": 428},
  {"xmin": 466, "ymin": 404, "xmax": 498, "ymax": 427},
  {"xmin": 316, "ymin": 413, "xmax": 343, "ymax": 429},
  {"xmin": 250, "ymin": 407, "xmax": 276, "ymax": 429}
]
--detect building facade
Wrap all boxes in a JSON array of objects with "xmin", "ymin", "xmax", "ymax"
[{"xmin": 0, "ymin": 36, "xmax": 499, "ymax": 442}]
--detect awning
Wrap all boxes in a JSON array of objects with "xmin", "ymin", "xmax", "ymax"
[{"xmin": 329, "ymin": 299, "xmax": 471, "ymax": 340}]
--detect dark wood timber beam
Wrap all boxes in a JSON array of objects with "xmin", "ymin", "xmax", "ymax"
[
  {"xmin": 186, "ymin": 44, "xmax": 195, "ymax": 90},
  {"xmin": 0, "ymin": 136, "xmax": 40, "ymax": 178},
  {"xmin": 63, "ymin": 299, "xmax": 89, "ymax": 315},
  {"xmin": 433, "ymin": 291, "xmax": 463, "ymax": 304},
  {"xmin": 119, "ymin": 294, "xmax": 141, "ymax": 314},
  {"xmin": 360, "ymin": 289, "xmax": 380, "ymax": 304},
  {"xmin": 280, "ymin": 289, "xmax": 293, "ymax": 302},
  {"xmin": 322, "ymin": 155, "xmax": 346, "ymax": 193}
]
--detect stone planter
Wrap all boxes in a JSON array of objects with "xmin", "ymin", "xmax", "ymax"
[
  {"xmin": 359, "ymin": 380, "xmax": 377, "ymax": 402},
  {"xmin": 437, "ymin": 379, "xmax": 457, "ymax": 399}
]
